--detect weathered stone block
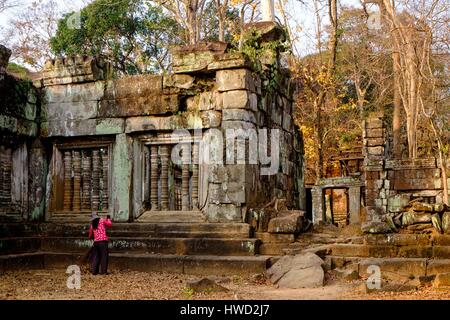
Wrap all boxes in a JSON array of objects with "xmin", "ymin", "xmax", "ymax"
[
  {"xmin": 45, "ymin": 101, "xmax": 98, "ymax": 121},
  {"xmin": 365, "ymin": 138, "xmax": 385, "ymax": 147},
  {"xmin": 367, "ymin": 146, "xmax": 384, "ymax": 155},
  {"xmin": 359, "ymin": 258, "xmax": 426, "ymax": 281},
  {"xmin": 207, "ymin": 52, "xmax": 251, "ymax": 71},
  {"xmin": 125, "ymin": 111, "xmax": 220, "ymax": 133},
  {"xmin": 365, "ymin": 119, "xmax": 383, "ymax": 129},
  {"xmin": 255, "ymin": 232, "xmax": 295, "ymax": 243},
  {"xmin": 364, "ymin": 128, "xmax": 384, "ymax": 138},
  {"xmin": 162, "ymin": 74, "xmax": 194, "ymax": 89},
  {"xmin": 221, "ymin": 90, "xmax": 257, "ymax": 111},
  {"xmin": 43, "ymin": 82, "xmax": 105, "ymax": 104},
  {"xmin": 442, "ymin": 212, "xmax": 450, "ymax": 234},
  {"xmin": 216, "ymin": 69, "xmax": 254, "ymax": 92},
  {"xmin": 222, "ymin": 109, "xmax": 256, "ymax": 123},
  {"xmin": 209, "ymin": 182, "xmax": 245, "ymax": 205},
  {"xmin": 172, "ymin": 50, "xmax": 217, "ymax": 73},
  {"xmin": 42, "ymin": 118, "xmax": 124, "ymax": 137},
  {"xmin": 205, "ymin": 204, "xmax": 242, "ymax": 222},
  {"xmin": 41, "ymin": 56, "xmax": 110, "ymax": 86},
  {"xmin": 267, "ymin": 212, "xmax": 303, "ymax": 234},
  {"xmin": 0, "ymin": 115, "xmax": 38, "ymax": 137}
]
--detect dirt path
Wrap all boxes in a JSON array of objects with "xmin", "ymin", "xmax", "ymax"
[{"xmin": 1, "ymin": 268, "xmax": 449, "ymax": 300}]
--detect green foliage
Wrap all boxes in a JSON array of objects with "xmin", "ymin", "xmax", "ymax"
[
  {"xmin": 50, "ymin": 0, "xmax": 180, "ymax": 75},
  {"xmin": 201, "ymin": 1, "xmax": 240, "ymax": 43},
  {"xmin": 6, "ymin": 63, "xmax": 29, "ymax": 79},
  {"xmin": 239, "ymin": 27, "xmax": 291, "ymax": 95}
]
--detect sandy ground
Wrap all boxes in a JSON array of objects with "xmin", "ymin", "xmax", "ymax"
[{"xmin": 1, "ymin": 268, "xmax": 450, "ymax": 300}]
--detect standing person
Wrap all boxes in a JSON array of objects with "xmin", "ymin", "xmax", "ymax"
[{"xmin": 88, "ymin": 212, "xmax": 112, "ymax": 275}]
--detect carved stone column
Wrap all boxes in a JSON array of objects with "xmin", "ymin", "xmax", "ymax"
[
  {"xmin": 160, "ymin": 145, "xmax": 169, "ymax": 211},
  {"xmin": 92, "ymin": 150, "xmax": 100, "ymax": 211},
  {"xmin": 181, "ymin": 144, "xmax": 190, "ymax": 211},
  {"xmin": 81, "ymin": 151, "xmax": 91, "ymax": 210},
  {"xmin": 72, "ymin": 151, "xmax": 81, "ymax": 211},
  {"xmin": 192, "ymin": 143, "xmax": 199, "ymax": 209},
  {"xmin": 0, "ymin": 148, "xmax": 11, "ymax": 208},
  {"xmin": 63, "ymin": 151, "xmax": 72, "ymax": 211},
  {"xmin": 101, "ymin": 150, "xmax": 109, "ymax": 210},
  {"xmin": 150, "ymin": 145, "xmax": 159, "ymax": 210}
]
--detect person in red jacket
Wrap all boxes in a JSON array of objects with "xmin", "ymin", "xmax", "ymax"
[{"xmin": 88, "ymin": 212, "xmax": 112, "ymax": 275}]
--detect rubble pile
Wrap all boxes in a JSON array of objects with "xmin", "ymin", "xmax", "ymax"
[{"xmin": 368, "ymin": 197, "xmax": 449, "ymax": 234}]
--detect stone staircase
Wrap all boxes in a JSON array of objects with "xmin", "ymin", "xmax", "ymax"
[
  {"xmin": 0, "ymin": 220, "xmax": 275, "ymax": 276},
  {"xmin": 318, "ymin": 233, "xmax": 450, "ymax": 286}
]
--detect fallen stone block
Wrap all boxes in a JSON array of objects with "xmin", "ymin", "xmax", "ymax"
[
  {"xmin": 442, "ymin": 212, "xmax": 450, "ymax": 234},
  {"xmin": 266, "ymin": 252, "xmax": 324, "ymax": 288},
  {"xmin": 267, "ymin": 212, "xmax": 303, "ymax": 234},
  {"xmin": 361, "ymin": 221, "xmax": 393, "ymax": 234},
  {"xmin": 277, "ymin": 266, "xmax": 324, "ymax": 289}
]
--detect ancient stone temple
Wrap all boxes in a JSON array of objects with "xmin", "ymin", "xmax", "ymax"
[{"xmin": 0, "ymin": 23, "xmax": 307, "ymax": 274}]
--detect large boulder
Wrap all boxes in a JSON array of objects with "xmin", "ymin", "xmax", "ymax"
[
  {"xmin": 388, "ymin": 194, "xmax": 410, "ymax": 213},
  {"xmin": 267, "ymin": 211, "xmax": 304, "ymax": 234},
  {"xmin": 266, "ymin": 253, "xmax": 324, "ymax": 289},
  {"xmin": 442, "ymin": 212, "xmax": 450, "ymax": 234}
]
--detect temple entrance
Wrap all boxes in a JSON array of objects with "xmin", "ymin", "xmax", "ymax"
[{"xmin": 324, "ymin": 188, "xmax": 349, "ymax": 227}]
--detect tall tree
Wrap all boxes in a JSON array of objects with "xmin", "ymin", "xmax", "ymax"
[
  {"xmin": 2, "ymin": 0, "xmax": 59, "ymax": 69},
  {"xmin": 0, "ymin": 0, "xmax": 18, "ymax": 13}
]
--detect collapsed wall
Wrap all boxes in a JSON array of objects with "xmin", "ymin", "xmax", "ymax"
[{"xmin": 362, "ymin": 112, "xmax": 450, "ymax": 233}]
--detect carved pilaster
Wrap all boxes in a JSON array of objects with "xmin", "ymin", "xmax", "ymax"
[
  {"xmin": 63, "ymin": 151, "xmax": 72, "ymax": 211},
  {"xmin": 192, "ymin": 143, "xmax": 199, "ymax": 209},
  {"xmin": 92, "ymin": 150, "xmax": 100, "ymax": 211},
  {"xmin": 81, "ymin": 151, "xmax": 91, "ymax": 210},
  {"xmin": 101, "ymin": 150, "xmax": 109, "ymax": 210},
  {"xmin": 72, "ymin": 151, "xmax": 81, "ymax": 211},
  {"xmin": 160, "ymin": 145, "xmax": 169, "ymax": 211},
  {"xmin": 181, "ymin": 145, "xmax": 190, "ymax": 211},
  {"xmin": 150, "ymin": 145, "xmax": 159, "ymax": 210}
]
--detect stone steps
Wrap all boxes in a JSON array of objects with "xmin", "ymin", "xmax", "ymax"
[
  {"xmin": 329, "ymin": 243, "xmax": 450, "ymax": 259},
  {"xmin": 0, "ymin": 252, "xmax": 274, "ymax": 276},
  {"xmin": 0, "ymin": 237, "xmax": 41, "ymax": 255},
  {"xmin": 137, "ymin": 211, "xmax": 207, "ymax": 223},
  {"xmin": 325, "ymin": 255, "xmax": 450, "ymax": 287},
  {"xmin": 0, "ymin": 222, "xmax": 251, "ymax": 238},
  {"xmin": 0, "ymin": 221, "xmax": 270, "ymax": 276},
  {"xmin": 39, "ymin": 237, "xmax": 259, "ymax": 256}
]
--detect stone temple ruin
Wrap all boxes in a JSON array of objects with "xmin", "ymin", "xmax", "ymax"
[
  {"xmin": 1, "ymin": 20, "xmax": 450, "ymax": 290},
  {"xmin": 0, "ymin": 23, "xmax": 308, "ymax": 275}
]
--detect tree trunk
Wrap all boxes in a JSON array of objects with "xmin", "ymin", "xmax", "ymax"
[
  {"xmin": 314, "ymin": 93, "xmax": 325, "ymax": 182},
  {"xmin": 392, "ymin": 50, "xmax": 402, "ymax": 158},
  {"xmin": 218, "ymin": 9, "xmax": 225, "ymax": 41},
  {"xmin": 327, "ymin": 0, "xmax": 338, "ymax": 75}
]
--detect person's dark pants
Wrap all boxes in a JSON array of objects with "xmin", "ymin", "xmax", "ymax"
[{"xmin": 90, "ymin": 241, "xmax": 109, "ymax": 275}]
